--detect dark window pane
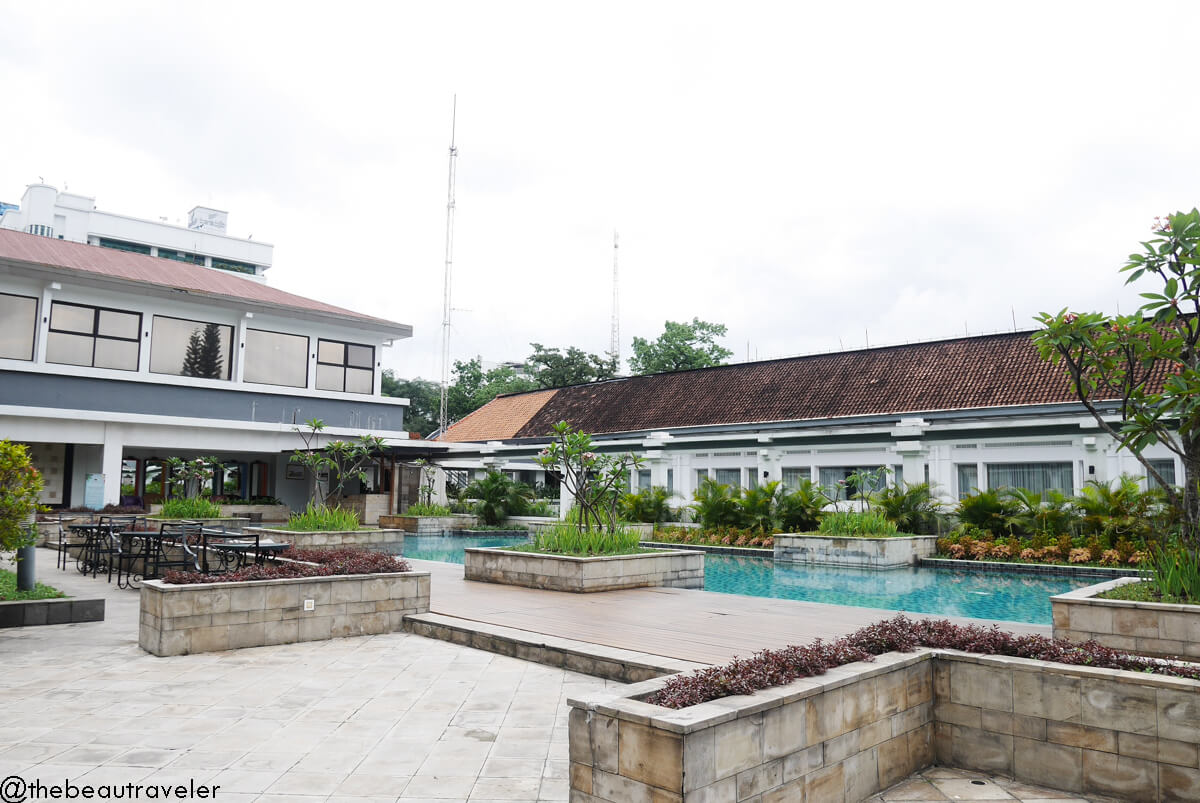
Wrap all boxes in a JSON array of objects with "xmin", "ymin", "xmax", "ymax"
[
  {"xmin": 244, "ymin": 329, "xmax": 308, "ymax": 387},
  {"xmin": 98, "ymin": 238, "xmax": 151, "ymax": 254},
  {"xmin": 98, "ymin": 309, "xmax": 140, "ymax": 339},
  {"xmin": 0, "ymin": 293, "xmax": 37, "ymax": 360},
  {"xmin": 211, "ymin": 258, "xmax": 256, "ymax": 274},
  {"xmin": 347, "ymin": 344, "xmax": 373, "ymax": 368},
  {"xmin": 46, "ymin": 331, "xmax": 94, "ymax": 366},
  {"xmin": 93, "ymin": 338, "xmax": 139, "ymax": 370},
  {"xmin": 150, "ymin": 316, "xmax": 232, "ymax": 380},
  {"xmin": 316, "ymin": 363, "xmax": 345, "ymax": 391},
  {"xmin": 345, "ymin": 367, "xmax": 373, "ymax": 394},
  {"xmin": 51, "ymin": 303, "xmax": 95, "ymax": 334},
  {"xmin": 318, "ymin": 340, "xmax": 344, "ymax": 364}
]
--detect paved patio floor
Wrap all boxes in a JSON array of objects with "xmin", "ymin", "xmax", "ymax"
[{"xmin": 0, "ymin": 549, "xmax": 1121, "ymax": 802}]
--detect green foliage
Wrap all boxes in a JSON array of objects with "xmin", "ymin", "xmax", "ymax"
[
  {"xmin": 524, "ymin": 522, "xmax": 644, "ymax": 556},
  {"xmin": 285, "ymin": 503, "xmax": 361, "ymax": 531},
  {"xmin": 525, "ymin": 500, "xmax": 556, "ymax": 517},
  {"xmin": 628, "ymin": 318, "xmax": 733, "ymax": 375},
  {"xmin": 0, "ymin": 569, "xmax": 64, "ymax": 601},
  {"xmin": 619, "ymin": 487, "xmax": 676, "ymax": 524},
  {"xmin": 1141, "ymin": 541, "xmax": 1200, "ymax": 602},
  {"xmin": 405, "ymin": 502, "xmax": 453, "ymax": 516},
  {"xmin": 818, "ymin": 511, "xmax": 899, "ymax": 537},
  {"xmin": 691, "ymin": 477, "xmax": 744, "ymax": 529},
  {"xmin": 775, "ymin": 480, "xmax": 827, "ymax": 532},
  {"xmin": 466, "ymin": 471, "xmax": 532, "ymax": 525},
  {"xmin": 956, "ymin": 489, "xmax": 1017, "ymax": 535},
  {"xmin": 290, "ymin": 419, "xmax": 386, "ymax": 506},
  {"xmin": 535, "ymin": 422, "xmax": 642, "ymax": 533},
  {"xmin": 739, "ymin": 481, "xmax": 781, "ymax": 534},
  {"xmin": 873, "ymin": 482, "xmax": 944, "ymax": 534},
  {"xmin": 526, "ymin": 343, "xmax": 618, "ymax": 388},
  {"xmin": 163, "ymin": 455, "xmax": 218, "ymax": 499},
  {"xmin": 446, "ymin": 358, "xmax": 538, "ymax": 422},
  {"xmin": 160, "ymin": 497, "xmax": 222, "ymax": 519},
  {"xmin": 0, "ymin": 440, "xmax": 43, "ymax": 556},
  {"xmin": 181, "ymin": 322, "xmax": 224, "ymax": 379},
  {"xmin": 1075, "ymin": 475, "xmax": 1167, "ymax": 542},
  {"xmin": 381, "ymin": 371, "xmax": 440, "ymax": 436},
  {"xmin": 1033, "ymin": 209, "xmax": 1200, "ymax": 541}
]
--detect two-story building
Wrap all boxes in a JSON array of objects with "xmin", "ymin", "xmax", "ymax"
[{"xmin": 0, "ymin": 227, "xmax": 433, "ymax": 510}]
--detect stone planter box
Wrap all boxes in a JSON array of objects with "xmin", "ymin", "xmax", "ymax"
[
  {"xmin": 1052, "ymin": 577, "xmax": 1200, "ymax": 660},
  {"xmin": 570, "ymin": 648, "xmax": 1200, "ymax": 802},
  {"xmin": 245, "ymin": 527, "xmax": 403, "ymax": 550},
  {"xmin": 139, "ymin": 570, "xmax": 431, "ymax": 656},
  {"xmin": 463, "ymin": 547, "xmax": 702, "ymax": 592},
  {"xmin": 343, "ymin": 493, "xmax": 390, "ymax": 526},
  {"xmin": 774, "ymin": 533, "xmax": 937, "ymax": 568},
  {"xmin": 378, "ymin": 515, "xmax": 476, "ymax": 534},
  {"xmin": 0, "ymin": 597, "xmax": 105, "ymax": 628}
]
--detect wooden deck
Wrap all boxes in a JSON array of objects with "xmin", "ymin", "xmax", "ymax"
[{"xmin": 409, "ymin": 558, "xmax": 1049, "ymax": 666}]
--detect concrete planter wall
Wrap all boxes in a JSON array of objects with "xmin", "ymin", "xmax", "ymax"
[
  {"xmin": 774, "ymin": 533, "xmax": 937, "ymax": 568},
  {"xmin": 139, "ymin": 570, "xmax": 430, "ymax": 656},
  {"xmin": 378, "ymin": 515, "xmax": 476, "ymax": 534},
  {"xmin": 343, "ymin": 493, "xmax": 390, "ymax": 526},
  {"xmin": 570, "ymin": 649, "xmax": 1200, "ymax": 802},
  {"xmin": 245, "ymin": 527, "xmax": 404, "ymax": 550},
  {"xmin": 0, "ymin": 597, "xmax": 105, "ymax": 628},
  {"xmin": 1052, "ymin": 577, "xmax": 1200, "ymax": 660},
  {"xmin": 464, "ymin": 547, "xmax": 703, "ymax": 592}
]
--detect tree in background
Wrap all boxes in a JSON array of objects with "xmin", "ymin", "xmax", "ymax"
[
  {"xmin": 381, "ymin": 371, "xmax": 440, "ymax": 436},
  {"xmin": 446, "ymin": 358, "xmax": 537, "ymax": 421},
  {"xmin": 629, "ymin": 318, "xmax": 733, "ymax": 375},
  {"xmin": 526, "ymin": 343, "xmax": 617, "ymax": 388},
  {"xmin": 0, "ymin": 441, "xmax": 43, "ymax": 558},
  {"xmin": 1033, "ymin": 209, "xmax": 1200, "ymax": 543},
  {"xmin": 181, "ymin": 323, "xmax": 224, "ymax": 379}
]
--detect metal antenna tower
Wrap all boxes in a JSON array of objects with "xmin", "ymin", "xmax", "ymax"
[
  {"xmin": 609, "ymin": 231, "xmax": 620, "ymax": 365},
  {"xmin": 438, "ymin": 97, "xmax": 458, "ymax": 436}
]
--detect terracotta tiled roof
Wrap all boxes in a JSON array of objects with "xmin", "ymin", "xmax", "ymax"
[
  {"xmin": 441, "ymin": 389, "xmax": 558, "ymax": 442},
  {"xmin": 0, "ymin": 228, "xmax": 410, "ymax": 334},
  {"xmin": 442, "ymin": 331, "xmax": 1133, "ymax": 442}
]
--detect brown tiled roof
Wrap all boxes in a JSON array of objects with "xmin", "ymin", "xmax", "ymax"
[
  {"xmin": 441, "ymin": 389, "xmax": 558, "ymax": 442},
  {"xmin": 441, "ymin": 331, "xmax": 1128, "ymax": 441},
  {"xmin": 0, "ymin": 228, "xmax": 410, "ymax": 334}
]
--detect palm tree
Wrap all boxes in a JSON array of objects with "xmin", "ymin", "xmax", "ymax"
[
  {"xmin": 874, "ymin": 482, "xmax": 945, "ymax": 534},
  {"xmin": 739, "ymin": 481, "xmax": 781, "ymax": 534},
  {"xmin": 691, "ymin": 477, "xmax": 742, "ymax": 529},
  {"xmin": 776, "ymin": 479, "xmax": 827, "ymax": 532},
  {"xmin": 465, "ymin": 471, "xmax": 532, "ymax": 526}
]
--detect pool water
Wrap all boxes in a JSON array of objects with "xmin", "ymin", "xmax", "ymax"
[{"xmin": 401, "ymin": 533, "xmax": 1094, "ymax": 625}]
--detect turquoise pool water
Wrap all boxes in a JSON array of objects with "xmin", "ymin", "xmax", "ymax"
[{"xmin": 400, "ymin": 534, "xmax": 1094, "ymax": 625}]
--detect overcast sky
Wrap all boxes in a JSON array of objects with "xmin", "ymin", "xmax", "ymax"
[{"xmin": 3, "ymin": 1, "xmax": 1198, "ymax": 381}]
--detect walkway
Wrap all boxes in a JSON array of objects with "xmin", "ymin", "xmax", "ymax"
[{"xmin": 409, "ymin": 559, "xmax": 1049, "ymax": 666}]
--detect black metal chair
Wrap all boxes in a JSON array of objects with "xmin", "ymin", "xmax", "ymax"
[
  {"xmin": 147, "ymin": 521, "xmax": 204, "ymax": 579},
  {"xmin": 53, "ymin": 515, "xmax": 79, "ymax": 570}
]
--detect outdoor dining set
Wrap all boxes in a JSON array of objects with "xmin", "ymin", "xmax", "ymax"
[{"xmin": 54, "ymin": 516, "xmax": 290, "ymax": 589}]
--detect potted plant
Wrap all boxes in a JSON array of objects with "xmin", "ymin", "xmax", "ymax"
[{"xmin": 0, "ymin": 440, "xmax": 45, "ymax": 590}]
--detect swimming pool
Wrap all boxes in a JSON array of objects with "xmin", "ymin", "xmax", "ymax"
[{"xmin": 399, "ymin": 533, "xmax": 1094, "ymax": 625}]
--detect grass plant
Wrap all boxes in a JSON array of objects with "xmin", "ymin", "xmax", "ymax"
[
  {"xmin": 160, "ymin": 497, "xmax": 222, "ymax": 519},
  {"xmin": 513, "ymin": 523, "xmax": 648, "ymax": 556},
  {"xmin": 405, "ymin": 503, "xmax": 453, "ymax": 517},
  {"xmin": 0, "ymin": 569, "xmax": 65, "ymax": 600},
  {"xmin": 817, "ymin": 510, "xmax": 899, "ymax": 537},
  {"xmin": 284, "ymin": 503, "xmax": 361, "ymax": 531}
]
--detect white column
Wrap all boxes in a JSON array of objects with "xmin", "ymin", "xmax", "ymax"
[
  {"xmin": 894, "ymin": 441, "xmax": 925, "ymax": 489},
  {"xmin": 558, "ymin": 467, "xmax": 575, "ymax": 521},
  {"xmin": 646, "ymin": 450, "xmax": 668, "ymax": 488},
  {"xmin": 101, "ymin": 425, "xmax": 125, "ymax": 507},
  {"xmin": 757, "ymin": 448, "xmax": 781, "ymax": 485}
]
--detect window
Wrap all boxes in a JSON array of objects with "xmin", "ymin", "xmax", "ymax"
[
  {"xmin": 1147, "ymin": 458, "xmax": 1176, "ymax": 490},
  {"xmin": 221, "ymin": 461, "xmax": 243, "ymax": 498},
  {"xmin": 211, "ymin": 257, "xmax": 257, "ymax": 275},
  {"xmin": 45, "ymin": 301, "xmax": 141, "ymax": 371},
  {"xmin": 818, "ymin": 466, "xmax": 888, "ymax": 501},
  {"xmin": 695, "ymin": 468, "xmax": 710, "ymax": 487},
  {"xmin": 715, "ymin": 468, "xmax": 740, "ymax": 488},
  {"xmin": 746, "ymin": 470, "xmax": 758, "ymax": 490},
  {"xmin": 157, "ymin": 248, "xmax": 204, "ymax": 265},
  {"xmin": 243, "ymin": 328, "xmax": 309, "ymax": 388},
  {"xmin": 782, "ymin": 467, "xmax": 810, "ymax": 490},
  {"xmin": 956, "ymin": 464, "xmax": 979, "ymax": 500},
  {"xmin": 316, "ymin": 339, "xmax": 374, "ymax": 394},
  {"xmin": 0, "ymin": 293, "xmax": 37, "ymax": 360},
  {"xmin": 666, "ymin": 468, "xmax": 674, "ymax": 494},
  {"xmin": 120, "ymin": 459, "xmax": 139, "ymax": 497},
  {"xmin": 98, "ymin": 237, "xmax": 151, "ymax": 255},
  {"xmin": 150, "ymin": 316, "xmax": 233, "ymax": 380},
  {"xmin": 986, "ymin": 462, "xmax": 1073, "ymax": 495},
  {"xmin": 637, "ymin": 469, "xmax": 651, "ymax": 491}
]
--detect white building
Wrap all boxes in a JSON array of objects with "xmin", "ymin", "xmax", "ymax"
[
  {"xmin": 0, "ymin": 184, "xmax": 272, "ymax": 280},
  {"xmin": 436, "ymin": 334, "xmax": 1179, "ymax": 508},
  {"xmin": 0, "ymin": 226, "xmax": 443, "ymax": 511}
]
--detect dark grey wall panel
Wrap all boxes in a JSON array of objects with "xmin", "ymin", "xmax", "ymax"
[{"xmin": 0, "ymin": 371, "xmax": 406, "ymax": 431}]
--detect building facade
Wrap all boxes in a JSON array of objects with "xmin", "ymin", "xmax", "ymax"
[
  {"xmin": 436, "ymin": 333, "xmax": 1178, "ymax": 510},
  {"xmin": 0, "ymin": 227, "xmax": 423, "ymax": 510},
  {"xmin": 0, "ymin": 184, "xmax": 272, "ymax": 279}
]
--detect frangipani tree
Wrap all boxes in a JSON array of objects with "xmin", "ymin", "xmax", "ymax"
[
  {"xmin": 1033, "ymin": 209, "xmax": 1200, "ymax": 542},
  {"xmin": 535, "ymin": 421, "xmax": 642, "ymax": 533}
]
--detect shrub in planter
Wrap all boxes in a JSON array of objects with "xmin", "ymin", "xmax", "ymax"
[
  {"xmin": 0, "ymin": 440, "xmax": 43, "ymax": 558},
  {"xmin": 648, "ymin": 614, "xmax": 1200, "ymax": 709},
  {"xmin": 285, "ymin": 502, "xmax": 361, "ymax": 531},
  {"xmin": 817, "ymin": 510, "xmax": 899, "ymax": 537},
  {"xmin": 160, "ymin": 497, "xmax": 222, "ymax": 519},
  {"xmin": 404, "ymin": 502, "xmax": 453, "ymax": 516},
  {"xmin": 163, "ymin": 547, "xmax": 409, "ymax": 584}
]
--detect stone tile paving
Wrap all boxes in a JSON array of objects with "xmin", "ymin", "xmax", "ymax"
[
  {"xmin": 1, "ymin": 550, "xmax": 1134, "ymax": 802},
  {"xmin": 867, "ymin": 766, "xmax": 1127, "ymax": 802}
]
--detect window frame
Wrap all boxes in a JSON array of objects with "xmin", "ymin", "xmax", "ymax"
[
  {"xmin": 149, "ymin": 314, "xmax": 235, "ymax": 381},
  {"xmin": 46, "ymin": 300, "xmax": 142, "ymax": 371},
  {"xmin": 0, "ymin": 291, "xmax": 38, "ymax": 361},
  {"xmin": 243, "ymin": 327, "xmax": 310, "ymax": 388},
  {"xmin": 315, "ymin": 337, "xmax": 375, "ymax": 394}
]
